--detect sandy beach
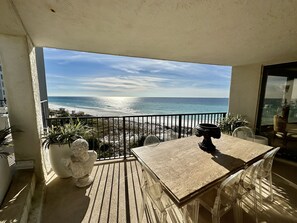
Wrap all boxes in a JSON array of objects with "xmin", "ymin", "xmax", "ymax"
[{"xmin": 49, "ymin": 103, "xmax": 135, "ymax": 117}]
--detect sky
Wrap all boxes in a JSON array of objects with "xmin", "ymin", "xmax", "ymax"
[{"xmin": 44, "ymin": 48, "xmax": 232, "ymax": 98}]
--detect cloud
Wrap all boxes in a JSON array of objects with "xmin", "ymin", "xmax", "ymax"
[
  {"xmin": 44, "ymin": 48, "xmax": 232, "ymax": 97},
  {"xmin": 81, "ymin": 75, "xmax": 168, "ymax": 91},
  {"xmin": 111, "ymin": 60, "xmax": 189, "ymax": 75}
]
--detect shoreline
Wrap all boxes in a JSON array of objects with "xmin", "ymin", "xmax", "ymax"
[
  {"xmin": 48, "ymin": 97, "xmax": 229, "ymax": 118},
  {"xmin": 48, "ymin": 103, "xmax": 137, "ymax": 117}
]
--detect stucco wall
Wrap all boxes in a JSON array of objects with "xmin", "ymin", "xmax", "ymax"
[
  {"xmin": 229, "ymin": 64, "xmax": 263, "ymax": 130},
  {"xmin": 0, "ymin": 34, "xmax": 43, "ymax": 180}
]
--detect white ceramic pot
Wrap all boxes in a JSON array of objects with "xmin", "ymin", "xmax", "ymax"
[
  {"xmin": 0, "ymin": 154, "xmax": 12, "ymax": 204},
  {"xmin": 49, "ymin": 144, "xmax": 72, "ymax": 178}
]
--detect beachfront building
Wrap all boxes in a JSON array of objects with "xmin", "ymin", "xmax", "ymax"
[{"xmin": 0, "ymin": 1, "xmax": 297, "ymax": 222}]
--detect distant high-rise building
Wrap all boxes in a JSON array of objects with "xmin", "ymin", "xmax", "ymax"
[{"xmin": 0, "ymin": 65, "xmax": 6, "ymax": 107}]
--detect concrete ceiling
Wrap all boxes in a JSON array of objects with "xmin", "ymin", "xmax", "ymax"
[{"xmin": 1, "ymin": 0, "xmax": 297, "ymax": 66}]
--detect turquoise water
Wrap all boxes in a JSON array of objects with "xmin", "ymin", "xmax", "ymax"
[{"xmin": 48, "ymin": 96, "xmax": 228, "ymax": 116}]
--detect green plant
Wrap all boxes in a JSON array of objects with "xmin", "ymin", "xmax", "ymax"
[
  {"xmin": 0, "ymin": 127, "xmax": 12, "ymax": 147},
  {"xmin": 129, "ymin": 135, "xmax": 146, "ymax": 148},
  {"xmin": 42, "ymin": 119, "xmax": 93, "ymax": 148},
  {"xmin": 218, "ymin": 113, "xmax": 249, "ymax": 135},
  {"xmin": 0, "ymin": 127, "xmax": 17, "ymax": 156},
  {"xmin": 278, "ymin": 100, "xmax": 291, "ymax": 120},
  {"xmin": 86, "ymin": 137, "xmax": 101, "ymax": 150}
]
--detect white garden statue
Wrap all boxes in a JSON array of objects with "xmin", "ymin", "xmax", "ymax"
[{"xmin": 64, "ymin": 139, "xmax": 97, "ymax": 188}]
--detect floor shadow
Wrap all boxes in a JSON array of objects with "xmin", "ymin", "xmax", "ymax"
[
  {"xmin": 42, "ymin": 177, "xmax": 90, "ymax": 223},
  {"xmin": 210, "ymin": 149, "xmax": 245, "ymax": 171},
  {"xmin": 0, "ymin": 170, "xmax": 34, "ymax": 222},
  {"xmin": 240, "ymin": 176, "xmax": 297, "ymax": 223}
]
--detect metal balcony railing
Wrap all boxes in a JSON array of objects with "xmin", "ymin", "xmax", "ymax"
[{"xmin": 46, "ymin": 112, "xmax": 226, "ymax": 160}]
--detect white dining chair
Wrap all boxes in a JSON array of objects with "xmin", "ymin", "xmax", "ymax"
[
  {"xmin": 257, "ymin": 147, "xmax": 280, "ymax": 204},
  {"xmin": 143, "ymin": 135, "xmax": 160, "ymax": 147},
  {"xmin": 141, "ymin": 167, "xmax": 186, "ymax": 223},
  {"xmin": 239, "ymin": 159, "xmax": 264, "ymax": 223},
  {"xmin": 232, "ymin": 126, "xmax": 255, "ymax": 141},
  {"xmin": 199, "ymin": 169, "xmax": 244, "ymax": 223},
  {"xmin": 163, "ymin": 129, "xmax": 178, "ymax": 142}
]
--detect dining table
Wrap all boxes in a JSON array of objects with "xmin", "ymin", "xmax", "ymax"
[{"xmin": 131, "ymin": 133, "xmax": 273, "ymax": 208}]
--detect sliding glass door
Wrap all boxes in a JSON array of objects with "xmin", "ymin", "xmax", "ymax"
[{"xmin": 258, "ymin": 62, "xmax": 297, "ymax": 161}]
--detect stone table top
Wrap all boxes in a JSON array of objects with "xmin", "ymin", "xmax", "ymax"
[{"xmin": 132, "ymin": 134, "xmax": 273, "ymax": 207}]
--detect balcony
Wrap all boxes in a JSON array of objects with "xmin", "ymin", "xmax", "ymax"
[
  {"xmin": 36, "ymin": 113, "xmax": 297, "ymax": 222},
  {"xmin": 1, "ymin": 112, "xmax": 297, "ymax": 222},
  {"xmin": 1, "ymin": 1, "xmax": 297, "ymax": 222}
]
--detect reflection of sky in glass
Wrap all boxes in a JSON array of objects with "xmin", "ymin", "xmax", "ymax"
[
  {"xmin": 265, "ymin": 76, "xmax": 287, "ymax": 99},
  {"xmin": 262, "ymin": 75, "xmax": 297, "ymax": 125},
  {"xmin": 291, "ymin": 79, "xmax": 297, "ymax": 99},
  {"xmin": 266, "ymin": 76, "xmax": 297, "ymax": 101}
]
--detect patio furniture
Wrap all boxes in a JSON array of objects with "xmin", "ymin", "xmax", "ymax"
[
  {"xmin": 199, "ymin": 169, "xmax": 244, "ymax": 223},
  {"xmin": 141, "ymin": 165, "xmax": 188, "ymax": 223},
  {"xmin": 143, "ymin": 135, "xmax": 160, "ymax": 147},
  {"xmin": 132, "ymin": 134, "xmax": 273, "ymax": 221},
  {"xmin": 142, "ymin": 135, "xmax": 196, "ymax": 222},
  {"xmin": 163, "ymin": 129, "xmax": 178, "ymax": 142},
  {"xmin": 257, "ymin": 147, "xmax": 280, "ymax": 205},
  {"xmin": 253, "ymin": 135, "xmax": 268, "ymax": 145},
  {"xmin": 239, "ymin": 159, "xmax": 265, "ymax": 223},
  {"xmin": 232, "ymin": 126, "xmax": 255, "ymax": 141},
  {"xmin": 143, "ymin": 135, "xmax": 182, "ymax": 222}
]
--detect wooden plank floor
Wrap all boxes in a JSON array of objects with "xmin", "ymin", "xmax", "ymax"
[
  {"xmin": 42, "ymin": 158, "xmax": 145, "ymax": 223},
  {"xmin": 41, "ymin": 158, "xmax": 297, "ymax": 223}
]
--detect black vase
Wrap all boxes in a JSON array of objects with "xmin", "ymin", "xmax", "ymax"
[{"xmin": 195, "ymin": 124, "xmax": 221, "ymax": 152}]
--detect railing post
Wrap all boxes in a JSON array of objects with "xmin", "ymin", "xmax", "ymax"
[
  {"xmin": 178, "ymin": 115, "xmax": 182, "ymax": 138},
  {"xmin": 123, "ymin": 116, "xmax": 126, "ymax": 159}
]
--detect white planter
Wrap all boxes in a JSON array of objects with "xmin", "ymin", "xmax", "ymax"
[
  {"xmin": 0, "ymin": 154, "xmax": 12, "ymax": 204},
  {"xmin": 49, "ymin": 144, "xmax": 72, "ymax": 178}
]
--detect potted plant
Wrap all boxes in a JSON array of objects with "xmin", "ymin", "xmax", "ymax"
[
  {"xmin": 0, "ymin": 127, "xmax": 13, "ymax": 204},
  {"xmin": 218, "ymin": 113, "xmax": 249, "ymax": 135},
  {"xmin": 273, "ymin": 100, "xmax": 291, "ymax": 138},
  {"xmin": 42, "ymin": 119, "xmax": 92, "ymax": 178}
]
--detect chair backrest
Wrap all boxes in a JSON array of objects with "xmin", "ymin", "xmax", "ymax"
[
  {"xmin": 240, "ymin": 159, "xmax": 264, "ymax": 189},
  {"xmin": 144, "ymin": 135, "xmax": 160, "ymax": 146},
  {"xmin": 262, "ymin": 147, "xmax": 280, "ymax": 174},
  {"xmin": 232, "ymin": 126, "xmax": 255, "ymax": 141},
  {"xmin": 214, "ymin": 169, "xmax": 244, "ymax": 211},
  {"xmin": 163, "ymin": 129, "xmax": 178, "ymax": 141},
  {"xmin": 141, "ymin": 165, "xmax": 181, "ymax": 222}
]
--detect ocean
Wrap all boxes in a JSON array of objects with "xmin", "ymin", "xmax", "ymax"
[{"xmin": 48, "ymin": 96, "xmax": 229, "ymax": 117}]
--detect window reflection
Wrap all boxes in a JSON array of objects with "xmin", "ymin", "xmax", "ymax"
[{"xmin": 258, "ymin": 62, "xmax": 297, "ymax": 161}]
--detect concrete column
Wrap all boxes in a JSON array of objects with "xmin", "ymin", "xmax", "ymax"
[
  {"xmin": 0, "ymin": 34, "xmax": 43, "ymax": 180},
  {"xmin": 229, "ymin": 64, "xmax": 263, "ymax": 130}
]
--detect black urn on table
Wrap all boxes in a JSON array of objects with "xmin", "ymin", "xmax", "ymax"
[{"xmin": 194, "ymin": 124, "xmax": 221, "ymax": 152}]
